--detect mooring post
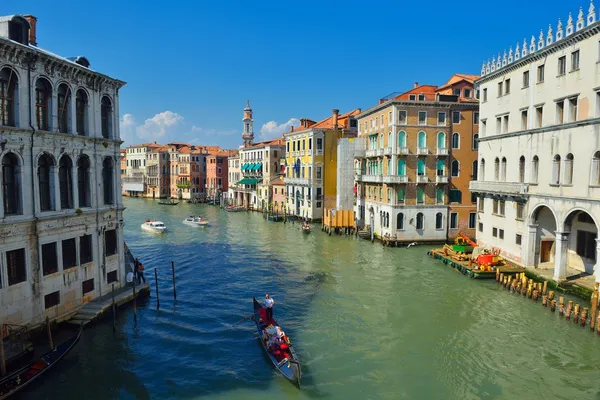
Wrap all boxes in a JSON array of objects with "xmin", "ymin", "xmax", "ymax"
[
  {"xmin": 580, "ymin": 307, "xmax": 588, "ymax": 327},
  {"xmin": 112, "ymin": 283, "xmax": 116, "ymax": 333},
  {"xmin": 155, "ymin": 267, "xmax": 160, "ymax": 310},
  {"xmin": 133, "ymin": 275, "xmax": 137, "ymax": 325},
  {"xmin": 559, "ymin": 296, "xmax": 565, "ymax": 316},
  {"xmin": 171, "ymin": 260, "xmax": 177, "ymax": 300},
  {"xmin": 573, "ymin": 304, "xmax": 581, "ymax": 324},
  {"xmin": 591, "ymin": 284, "xmax": 599, "ymax": 331},
  {"xmin": 46, "ymin": 317, "xmax": 54, "ymax": 350},
  {"xmin": 0, "ymin": 324, "xmax": 6, "ymax": 376}
]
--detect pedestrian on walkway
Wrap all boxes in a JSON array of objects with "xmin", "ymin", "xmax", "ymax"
[{"xmin": 137, "ymin": 262, "xmax": 146, "ymax": 284}]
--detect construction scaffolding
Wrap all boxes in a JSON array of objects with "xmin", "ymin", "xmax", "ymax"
[{"xmin": 336, "ymin": 137, "xmax": 365, "ymax": 210}]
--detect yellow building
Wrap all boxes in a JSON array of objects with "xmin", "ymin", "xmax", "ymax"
[{"xmin": 284, "ymin": 109, "xmax": 360, "ymax": 221}]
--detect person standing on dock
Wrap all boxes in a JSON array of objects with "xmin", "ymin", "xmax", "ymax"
[
  {"xmin": 137, "ymin": 262, "xmax": 146, "ymax": 284},
  {"xmin": 134, "ymin": 258, "xmax": 140, "ymax": 283},
  {"xmin": 265, "ymin": 294, "xmax": 274, "ymax": 321}
]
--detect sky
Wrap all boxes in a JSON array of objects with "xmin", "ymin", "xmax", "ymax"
[{"xmin": 4, "ymin": 0, "xmax": 587, "ymax": 149}]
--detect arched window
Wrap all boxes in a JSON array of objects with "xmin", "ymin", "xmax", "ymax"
[
  {"xmin": 435, "ymin": 212, "xmax": 443, "ymax": 229},
  {"xmin": 38, "ymin": 154, "xmax": 54, "ymax": 211},
  {"xmin": 500, "ymin": 157, "xmax": 507, "ymax": 181},
  {"xmin": 436, "ymin": 188, "xmax": 444, "ymax": 204},
  {"xmin": 387, "ymin": 159, "xmax": 391, "ymax": 175},
  {"xmin": 387, "ymin": 132, "xmax": 391, "ymax": 148},
  {"xmin": 451, "ymin": 160, "xmax": 460, "ymax": 177},
  {"xmin": 564, "ymin": 153, "xmax": 574, "ymax": 185},
  {"xmin": 451, "ymin": 132, "xmax": 460, "ymax": 149},
  {"xmin": 531, "ymin": 155, "xmax": 539, "ymax": 184},
  {"xmin": 480, "ymin": 158, "xmax": 485, "ymax": 181},
  {"xmin": 473, "ymin": 133, "xmax": 479, "ymax": 150},
  {"xmin": 437, "ymin": 159, "xmax": 445, "ymax": 176},
  {"xmin": 76, "ymin": 89, "xmax": 88, "ymax": 136},
  {"xmin": 101, "ymin": 96, "xmax": 113, "ymax": 139},
  {"xmin": 58, "ymin": 155, "xmax": 73, "ymax": 209},
  {"xmin": 398, "ymin": 159, "xmax": 406, "ymax": 176},
  {"xmin": 57, "ymin": 83, "xmax": 71, "ymax": 134},
  {"xmin": 592, "ymin": 151, "xmax": 600, "ymax": 186},
  {"xmin": 437, "ymin": 132, "xmax": 446, "ymax": 149},
  {"xmin": 2, "ymin": 153, "xmax": 21, "ymax": 215},
  {"xmin": 472, "ymin": 160, "xmax": 478, "ymax": 180},
  {"xmin": 417, "ymin": 131, "xmax": 426, "ymax": 149},
  {"xmin": 416, "ymin": 188, "xmax": 424, "ymax": 204},
  {"xmin": 518, "ymin": 156, "xmax": 525, "ymax": 183},
  {"xmin": 102, "ymin": 157, "xmax": 114, "ymax": 205},
  {"xmin": 0, "ymin": 68, "xmax": 18, "ymax": 127},
  {"xmin": 552, "ymin": 155, "xmax": 561, "ymax": 185},
  {"xmin": 397, "ymin": 213, "xmax": 404, "ymax": 230},
  {"xmin": 494, "ymin": 157, "xmax": 500, "ymax": 181},
  {"xmin": 77, "ymin": 155, "xmax": 91, "ymax": 207},
  {"xmin": 397, "ymin": 188, "xmax": 405, "ymax": 203},
  {"xmin": 417, "ymin": 159, "xmax": 425, "ymax": 176},
  {"xmin": 398, "ymin": 131, "xmax": 406, "ymax": 148},
  {"xmin": 35, "ymin": 78, "xmax": 51, "ymax": 131},
  {"xmin": 416, "ymin": 212, "xmax": 424, "ymax": 230}
]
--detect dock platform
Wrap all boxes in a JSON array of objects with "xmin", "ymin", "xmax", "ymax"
[{"xmin": 428, "ymin": 249, "xmax": 525, "ymax": 279}]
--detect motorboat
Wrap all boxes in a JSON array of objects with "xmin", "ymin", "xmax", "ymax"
[
  {"xmin": 141, "ymin": 220, "xmax": 167, "ymax": 233},
  {"xmin": 182, "ymin": 216, "xmax": 209, "ymax": 227}
]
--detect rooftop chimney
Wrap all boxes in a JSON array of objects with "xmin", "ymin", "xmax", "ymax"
[
  {"xmin": 414, "ymin": 82, "xmax": 418, "ymax": 89},
  {"xmin": 332, "ymin": 109, "xmax": 339, "ymax": 130},
  {"xmin": 290, "ymin": 126, "xmax": 294, "ymax": 132},
  {"xmin": 23, "ymin": 15, "xmax": 37, "ymax": 46}
]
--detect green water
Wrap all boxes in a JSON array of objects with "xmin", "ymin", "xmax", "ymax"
[{"xmin": 25, "ymin": 198, "xmax": 600, "ymax": 400}]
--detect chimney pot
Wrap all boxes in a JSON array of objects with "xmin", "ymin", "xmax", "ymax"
[
  {"xmin": 23, "ymin": 15, "xmax": 37, "ymax": 46},
  {"xmin": 332, "ymin": 109, "xmax": 340, "ymax": 129},
  {"xmin": 414, "ymin": 82, "xmax": 419, "ymax": 88}
]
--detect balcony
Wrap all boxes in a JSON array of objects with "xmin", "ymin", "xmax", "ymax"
[
  {"xmin": 285, "ymin": 177, "xmax": 310, "ymax": 185},
  {"xmin": 355, "ymin": 173, "xmax": 362, "ymax": 182},
  {"xmin": 397, "ymin": 147, "xmax": 409, "ymax": 155},
  {"xmin": 469, "ymin": 180, "xmax": 530, "ymax": 195},
  {"xmin": 383, "ymin": 175, "xmax": 408, "ymax": 184},
  {"xmin": 416, "ymin": 148, "xmax": 428, "ymax": 155},
  {"xmin": 437, "ymin": 148, "xmax": 449, "ymax": 156},
  {"xmin": 383, "ymin": 147, "xmax": 392, "ymax": 156},
  {"xmin": 361, "ymin": 175, "xmax": 383, "ymax": 183},
  {"xmin": 376, "ymin": 148, "xmax": 384, "ymax": 157},
  {"xmin": 366, "ymin": 149, "xmax": 379, "ymax": 158},
  {"xmin": 417, "ymin": 175, "xmax": 428, "ymax": 183},
  {"xmin": 436, "ymin": 175, "xmax": 448, "ymax": 184},
  {"xmin": 354, "ymin": 148, "xmax": 366, "ymax": 158}
]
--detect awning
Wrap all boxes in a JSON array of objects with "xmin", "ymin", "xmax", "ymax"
[
  {"xmin": 241, "ymin": 164, "xmax": 247, "ymax": 171},
  {"xmin": 253, "ymin": 163, "xmax": 262, "ymax": 171},
  {"xmin": 237, "ymin": 178, "xmax": 259, "ymax": 185}
]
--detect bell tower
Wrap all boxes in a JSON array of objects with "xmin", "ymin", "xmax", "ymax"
[{"xmin": 242, "ymin": 100, "xmax": 254, "ymax": 147}]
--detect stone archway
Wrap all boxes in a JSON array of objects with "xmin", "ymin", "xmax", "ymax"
[
  {"xmin": 562, "ymin": 209, "xmax": 599, "ymax": 277},
  {"xmin": 523, "ymin": 204, "xmax": 558, "ymax": 268}
]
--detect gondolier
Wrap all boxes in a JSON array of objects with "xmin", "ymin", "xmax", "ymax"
[{"xmin": 265, "ymin": 293, "xmax": 274, "ymax": 321}]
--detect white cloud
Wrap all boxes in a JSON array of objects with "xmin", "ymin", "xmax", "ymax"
[
  {"xmin": 119, "ymin": 113, "xmax": 137, "ymax": 144},
  {"xmin": 259, "ymin": 118, "xmax": 299, "ymax": 140},
  {"xmin": 136, "ymin": 111, "xmax": 183, "ymax": 140}
]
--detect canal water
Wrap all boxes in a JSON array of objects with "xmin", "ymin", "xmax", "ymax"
[{"xmin": 25, "ymin": 198, "xmax": 600, "ymax": 400}]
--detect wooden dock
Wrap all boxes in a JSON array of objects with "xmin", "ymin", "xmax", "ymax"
[{"xmin": 428, "ymin": 249, "xmax": 525, "ymax": 279}]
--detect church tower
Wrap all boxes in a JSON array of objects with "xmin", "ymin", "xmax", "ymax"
[{"xmin": 242, "ymin": 100, "xmax": 254, "ymax": 147}]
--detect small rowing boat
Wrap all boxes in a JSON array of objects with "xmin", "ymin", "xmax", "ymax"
[
  {"xmin": 0, "ymin": 325, "xmax": 82, "ymax": 400},
  {"xmin": 141, "ymin": 220, "xmax": 167, "ymax": 233},
  {"xmin": 182, "ymin": 216, "xmax": 209, "ymax": 227},
  {"xmin": 226, "ymin": 205, "xmax": 245, "ymax": 212},
  {"xmin": 253, "ymin": 298, "xmax": 301, "ymax": 387},
  {"xmin": 302, "ymin": 224, "xmax": 311, "ymax": 234}
]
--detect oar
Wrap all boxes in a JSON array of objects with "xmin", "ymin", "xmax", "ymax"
[{"xmin": 232, "ymin": 314, "xmax": 253, "ymax": 326}]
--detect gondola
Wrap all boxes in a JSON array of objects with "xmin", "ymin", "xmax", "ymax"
[
  {"xmin": 302, "ymin": 225, "xmax": 311, "ymax": 234},
  {"xmin": 252, "ymin": 298, "xmax": 301, "ymax": 387},
  {"xmin": 0, "ymin": 324, "xmax": 82, "ymax": 399},
  {"xmin": 158, "ymin": 199, "xmax": 179, "ymax": 206}
]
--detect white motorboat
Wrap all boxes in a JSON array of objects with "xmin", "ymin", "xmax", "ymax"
[
  {"xmin": 141, "ymin": 220, "xmax": 167, "ymax": 233},
  {"xmin": 182, "ymin": 216, "xmax": 209, "ymax": 227}
]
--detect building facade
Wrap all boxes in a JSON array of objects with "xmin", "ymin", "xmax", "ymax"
[
  {"xmin": 227, "ymin": 154, "xmax": 240, "ymax": 204},
  {"xmin": 471, "ymin": 3, "xmax": 600, "ymax": 282},
  {"xmin": 0, "ymin": 15, "xmax": 126, "ymax": 327},
  {"xmin": 355, "ymin": 74, "xmax": 479, "ymax": 242}
]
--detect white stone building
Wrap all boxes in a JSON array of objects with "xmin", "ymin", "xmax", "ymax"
[
  {"xmin": 471, "ymin": 3, "xmax": 600, "ymax": 282},
  {"xmin": 0, "ymin": 15, "xmax": 127, "ymax": 327},
  {"xmin": 227, "ymin": 154, "xmax": 240, "ymax": 204}
]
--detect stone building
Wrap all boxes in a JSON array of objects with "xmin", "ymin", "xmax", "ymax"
[
  {"xmin": 0, "ymin": 15, "xmax": 126, "ymax": 326},
  {"xmin": 471, "ymin": 2, "xmax": 600, "ymax": 282}
]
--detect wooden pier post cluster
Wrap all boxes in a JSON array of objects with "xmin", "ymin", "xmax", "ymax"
[{"xmin": 497, "ymin": 275, "xmax": 600, "ymax": 334}]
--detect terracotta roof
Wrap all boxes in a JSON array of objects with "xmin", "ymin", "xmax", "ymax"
[
  {"xmin": 270, "ymin": 177, "xmax": 285, "ymax": 186},
  {"xmin": 310, "ymin": 109, "xmax": 362, "ymax": 129},
  {"xmin": 245, "ymin": 137, "xmax": 285, "ymax": 149},
  {"xmin": 436, "ymin": 74, "xmax": 480, "ymax": 91}
]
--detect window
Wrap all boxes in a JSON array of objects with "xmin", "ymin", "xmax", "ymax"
[
  {"xmin": 437, "ymin": 112, "xmax": 446, "ymax": 126},
  {"xmin": 399, "ymin": 111, "xmax": 407, "ymax": 125},
  {"xmin": 417, "ymin": 159, "xmax": 425, "ymax": 176},
  {"xmin": 62, "ymin": 238, "xmax": 77, "ymax": 269},
  {"xmin": 451, "ymin": 160, "xmax": 459, "ymax": 177},
  {"xmin": 481, "ymin": 120, "xmax": 486, "ymax": 136},
  {"xmin": 57, "ymin": 84, "xmax": 71, "ymax": 134},
  {"xmin": 531, "ymin": 155, "xmax": 539, "ymax": 184},
  {"xmin": 523, "ymin": 71, "xmax": 530, "ymax": 88},
  {"xmin": 453, "ymin": 88, "xmax": 461, "ymax": 96},
  {"xmin": 316, "ymin": 138, "xmax": 323, "ymax": 152},
  {"xmin": 450, "ymin": 213, "xmax": 458, "ymax": 229},
  {"xmin": 451, "ymin": 133, "xmax": 459, "ymax": 149},
  {"xmin": 38, "ymin": 153, "xmax": 54, "ymax": 211},
  {"xmin": 101, "ymin": 96, "xmax": 113, "ymax": 139},
  {"xmin": 6, "ymin": 248, "xmax": 26, "ymax": 286},
  {"xmin": 483, "ymin": 88, "xmax": 488, "ymax": 102},
  {"xmin": 102, "ymin": 158, "xmax": 114, "ymax": 205},
  {"xmin": 418, "ymin": 112, "xmax": 427, "ymax": 125},
  {"xmin": 556, "ymin": 100, "xmax": 564, "ymax": 124},
  {"xmin": 516, "ymin": 203, "xmax": 524, "ymax": 220},
  {"xmin": 449, "ymin": 189, "xmax": 461, "ymax": 203},
  {"xmin": 436, "ymin": 188, "xmax": 444, "ymax": 204},
  {"xmin": 592, "ymin": 151, "xmax": 600, "ymax": 186},
  {"xmin": 58, "ymin": 156, "xmax": 73, "ymax": 209},
  {"xmin": 577, "ymin": 230, "xmax": 597, "ymax": 260},
  {"xmin": 474, "ymin": 112, "xmax": 479, "ymax": 125},
  {"xmin": 516, "ymin": 234, "xmax": 522, "ymax": 246},
  {"xmin": 478, "ymin": 198, "xmax": 484, "ymax": 212},
  {"xmin": 521, "ymin": 109, "xmax": 528, "ymax": 130},
  {"xmin": 564, "ymin": 153, "xmax": 574, "ymax": 185},
  {"xmin": 472, "ymin": 160, "xmax": 478, "ymax": 180},
  {"xmin": 78, "ymin": 155, "xmax": 91, "ymax": 207},
  {"xmin": 571, "ymin": 50, "xmax": 580, "ymax": 71},
  {"xmin": 409, "ymin": 94, "xmax": 416, "ymax": 101},
  {"xmin": 500, "ymin": 157, "xmax": 507, "ymax": 181},
  {"xmin": 452, "ymin": 111, "xmax": 461, "ymax": 124},
  {"xmin": 418, "ymin": 94, "xmax": 425, "ymax": 101},
  {"xmin": 436, "ymin": 159, "xmax": 445, "ymax": 176},
  {"xmin": 416, "ymin": 188, "xmax": 424, "ymax": 204},
  {"xmin": 537, "ymin": 65, "xmax": 545, "ymax": 83},
  {"xmin": 536, "ymin": 106, "xmax": 543, "ymax": 128},
  {"xmin": 437, "ymin": 132, "xmax": 446, "ymax": 149},
  {"xmin": 82, "ymin": 278, "xmax": 94, "ymax": 295},
  {"xmin": 569, "ymin": 97, "xmax": 578, "ymax": 122},
  {"xmin": 479, "ymin": 222, "xmax": 483, "ymax": 232},
  {"xmin": 552, "ymin": 154, "xmax": 561, "ymax": 185},
  {"xmin": 308, "ymin": 138, "xmax": 312, "ymax": 150},
  {"xmin": 493, "ymin": 227, "xmax": 498, "ymax": 237},
  {"xmin": 480, "ymin": 158, "xmax": 485, "ymax": 181},
  {"xmin": 468, "ymin": 212, "xmax": 476, "ymax": 229},
  {"xmin": 76, "ymin": 89, "xmax": 88, "ymax": 136},
  {"xmin": 502, "ymin": 115, "xmax": 509, "ymax": 134},
  {"xmin": 435, "ymin": 213, "xmax": 443, "ymax": 230},
  {"xmin": 44, "ymin": 291, "xmax": 60, "ymax": 309},
  {"xmin": 397, "ymin": 213, "xmax": 404, "ymax": 230},
  {"xmin": 107, "ymin": 270, "xmax": 118, "ymax": 284},
  {"xmin": 558, "ymin": 56, "xmax": 566, "ymax": 75},
  {"xmin": 2, "ymin": 152, "xmax": 21, "ymax": 215},
  {"xmin": 499, "ymin": 200, "xmax": 505, "ymax": 216},
  {"xmin": 493, "ymin": 199, "xmax": 499, "ymax": 214},
  {"xmin": 42, "ymin": 242, "xmax": 58, "ymax": 275},
  {"xmin": 80, "ymin": 234, "xmax": 93, "ymax": 264},
  {"xmin": 518, "ymin": 156, "xmax": 525, "ymax": 183},
  {"xmin": 397, "ymin": 188, "xmax": 405, "ymax": 203},
  {"xmin": 504, "ymin": 79, "xmax": 511, "ymax": 94},
  {"xmin": 35, "ymin": 78, "xmax": 51, "ymax": 131},
  {"xmin": 497, "ymin": 82, "xmax": 503, "ymax": 97},
  {"xmin": 464, "ymin": 88, "xmax": 471, "ymax": 98},
  {"xmin": 316, "ymin": 166, "xmax": 322, "ymax": 180},
  {"xmin": 499, "ymin": 229, "xmax": 504, "ymax": 240},
  {"xmin": 0, "ymin": 67, "xmax": 17, "ymax": 127},
  {"xmin": 494, "ymin": 157, "xmax": 500, "ymax": 180},
  {"xmin": 105, "ymin": 229, "xmax": 117, "ymax": 256},
  {"xmin": 496, "ymin": 117, "xmax": 501, "ymax": 134},
  {"xmin": 416, "ymin": 213, "xmax": 424, "ymax": 230}
]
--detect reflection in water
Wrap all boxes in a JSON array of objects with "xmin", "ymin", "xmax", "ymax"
[{"xmin": 23, "ymin": 198, "xmax": 600, "ymax": 400}]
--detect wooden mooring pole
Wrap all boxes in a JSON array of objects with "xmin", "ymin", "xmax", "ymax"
[
  {"xmin": 0, "ymin": 325, "xmax": 5, "ymax": 376},
  {"xmin": 112, "ymin": 283, "xmax": 116, "ymax": 333},
  {"xmin": 46, "ymin": 317, "xmax": 54, "ymax": 350},
  {"xmin": 133, "ymin": 275, "xmax": 137, "ymax": 325},
  {"xmin": 171, "ymin": 260, "xmax": 177, "ymax": 300},
  {"xmin": 591, "ymin": 284, "xmax": 599, "ymax": 331},
  {"xmin": 155, "ymin": 267, "xmax": 160, "ymax": 310}
]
